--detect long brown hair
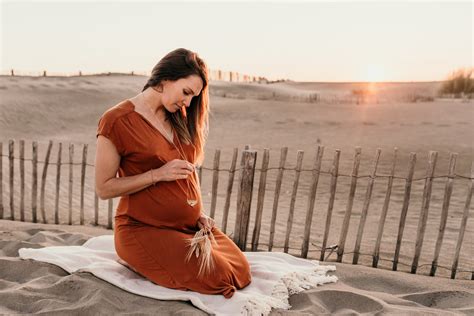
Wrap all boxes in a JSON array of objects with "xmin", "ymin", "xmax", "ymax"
[{"xmin": 142, "ymin": 48, "xmax": 210, "ymax": 166}]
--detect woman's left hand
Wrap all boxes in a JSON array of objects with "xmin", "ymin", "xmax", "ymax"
[{"xmin": 197, "ymin": 213, "xmax": 215, "ymax": 230}]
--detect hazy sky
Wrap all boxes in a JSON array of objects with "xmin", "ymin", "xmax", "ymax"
[{"xmin": 1, "ymin": 0, "xmax": 472, "ymax": 82}]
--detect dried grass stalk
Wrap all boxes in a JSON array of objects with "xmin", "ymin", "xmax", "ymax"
[{"xmin": 185, "ymin": 227, "xmax": 218, "ymax": 277}]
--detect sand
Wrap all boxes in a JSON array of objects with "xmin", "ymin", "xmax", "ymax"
[
  {"xmin": 1, "ymin": 219, "xmax": 473, "ymax": 315},
  {"xmin": 0, "ymin": 74, "xmax": 473, "ymax": 314}
]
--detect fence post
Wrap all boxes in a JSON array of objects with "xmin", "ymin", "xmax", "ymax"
[
  {"xmin": 320, "ymin": 149, "xmax": 341, "ymax": 261},
  {"xmin": 353, "ymin": 148, "xmax": 381, "ymax": 264},
  {"xmin": 40, "ymin": 141, "xmax": 53, "ymax": 224},
  {"xmin": 80, "ymin": 144, "xmax": 88, "ymax": 225},
  {"xmin": 337, "ymin": 147, "xmax": 361, "ymax": 262},
  {"xmin": 54, "ymin": 143, "xmax": 62, "ymax": 224},
  {"xmin": 108, "ymin": 199, "xmax": 113, "ymax": 229},
  {"xmin": 393, "ymin": 152, "xmax": 417, "ymax": 271},
  {"xmin": 269, "ymin": 147, "xmax": 288, "ymax": 251},
  {"xmin": 430, "ymin": 152, "xmax": 457, "ymax": 276},
  {"xmin": 9, "ymin": 140, "xmax": 14, "ymax": 220},
  {"xmin": 233, "ymin": 147, "xmax": 257, "ymax": 251},
  {"xmin": 301, "ymin": 145, "xmax": 324, "ymax": 258},
  {"xmin": 32, "ymin": 142, "xmax": 38, "ymax": 223},
  {"xmin": 251, "ymin": 148, "xmax": 270, "ymax": 251},
  {"xmin": 19, "ymin": 140, "xmax": 25, "ymax": 221},
  {"xmin": 411, "ymin": 151, "xmax": 438, "ymax": 274},
  {"xmin": 197, "ymin": 165, "xmax": 202, "ymax": 186},
  {"xmin": 450, "ymin": 160, "xmax": 473, "ymax": 279},
  {"xmin": 373, "ymin": 147, "xmax": 398, "ymax": 267},
  {"xmin": 284, "ymin": 150, "xmax": 304, "ymax": 253},
  {"xmin": 209, "ymin": 149, "xmax": 221, "ymax": 219},
  {"xmin": 94, "ymin": 191, "xmax": 99, "ymax": 226},
  {"xmin": 221, "ymin": 148, "xmax": 238, "ymax": 234},
  {"xmin": 68, "ymin": 143, "xmax": 74, "ymax": 225}
]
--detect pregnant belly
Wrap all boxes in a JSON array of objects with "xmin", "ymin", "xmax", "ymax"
[{"xmin": 128, "ymin": 184, "xmax": 202, "ymax": 229}]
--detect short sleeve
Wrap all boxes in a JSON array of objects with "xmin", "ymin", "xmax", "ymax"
[{"xmin": 96, "ymin": 112, "xmax": 126, "ymax": 156}]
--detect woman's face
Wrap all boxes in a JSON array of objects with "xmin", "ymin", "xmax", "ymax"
[{"xmin": 160, "ymin": 75, "xmax": 203, "ymax": 113}]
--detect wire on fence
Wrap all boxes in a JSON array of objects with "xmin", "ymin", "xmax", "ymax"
[
  {"xmin": 253, "ymin": 242, "xmax": 474, "ymax": 275},
  {"xmin": 1, "ymin": 154, "xmax": 472, "ymax": 180}
]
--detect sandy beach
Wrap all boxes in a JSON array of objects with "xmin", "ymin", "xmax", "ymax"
[
  {"xmin": 0, "ymin": 74, "xmax": 473, "ymax": 314},
  {"xmin": 1, "ymin": 219, "xmax": 473, "ymax": 315}
]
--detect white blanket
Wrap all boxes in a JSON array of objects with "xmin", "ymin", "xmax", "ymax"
[{"xmin": 19, "ymin": 235, "xmax": 337, "ymax": 315}]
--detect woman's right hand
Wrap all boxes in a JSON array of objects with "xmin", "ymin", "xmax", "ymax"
[{"xmin": 152, "ymin": 159, "xmax": 195, "ymax": 182}]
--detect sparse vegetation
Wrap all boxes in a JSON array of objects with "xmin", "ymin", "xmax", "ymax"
[
  {"xmin": 351, "ymin": 88, "xmax": 373, "ymax": 104},
  {"xmin": 439, "ymin": 68, "xmax": 473, "ymax": 98}
]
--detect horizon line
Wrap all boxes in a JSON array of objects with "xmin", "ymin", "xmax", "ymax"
[{"xmin": 0, "ymin": 72, "xmax": 450, "ymax": 84}]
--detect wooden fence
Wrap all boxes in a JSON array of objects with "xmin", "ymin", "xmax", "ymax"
[{"xmin": 0, "ymin": 140, "xmax": 472, "ymax": 280}]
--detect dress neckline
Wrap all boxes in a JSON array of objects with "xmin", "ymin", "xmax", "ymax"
[{"xmin": 126, "ymin": 99, "xmax": 176, "ymax": 146}]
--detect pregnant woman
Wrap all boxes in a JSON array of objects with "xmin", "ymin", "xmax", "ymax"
[{"xmin": 94, "ymin": 48, "xmax": 251, "ymax": 298}]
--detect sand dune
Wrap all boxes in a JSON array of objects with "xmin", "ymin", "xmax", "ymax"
[{"xmin": 1, "ymin": 220, "xmax": 473, "ymax": 315}]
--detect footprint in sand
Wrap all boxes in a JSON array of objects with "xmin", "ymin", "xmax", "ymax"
[{"xmin": 402, "ymin": 291, "xmax": 474, "ymax": 310}]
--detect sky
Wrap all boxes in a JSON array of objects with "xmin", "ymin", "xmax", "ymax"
[{"xmin": 1, "ymin": 0, "xmax": 472, "ymax": 82}]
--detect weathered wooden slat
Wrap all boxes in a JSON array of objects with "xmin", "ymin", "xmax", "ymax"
[
  {"xmin": 209, "ymin": 149, "xmax": 220, "ymax": 219},
  {"xmin": 54, "ymin": 143, "xmax": 62, "ymax": 224},
  {"xmin": 320, "ymin": 150, "xmax": 341, "ymax": 261},
  {"xmin": 284, "ymin": 150, "xmax": 304, "ymax": 253},
  {"xmin": 430, "ymin": 153, "xmax": 457, "ymax": 276},
  {"xmin": 251, "ymin": 148, "xmax": 270, "ymax": 251},
  {"xmin": 221, "ymin": 148, "xmax": 238, "ymax": 234},
  {"xmin": 233, "ymin": 148, "xmax": 257, "ymax": 251},
  {"xmin": 393, "ymin": 152, "xmax": 416, "ymax": 271},
  {"xmin": 107, "ymin": 198, "xmax": 113, "ymax": 229},
  {"xmin": 353, "ymin": 148, "xmax": 382, "ymax": 264},
  {"xmin": 233, "ymin": 146, "xmax": 249, "ymax": 244},
  {"xmin": 0, "ymin": 142, "xmax": 3, "ymax": 219},
  {"xmin": 9, "ymin": 140, "xmax": 14, "ymax": 220},
  {"xmin": 411, "ymin": 151, "xmax": 438, "ymax": 274},
  {"xmin": 19, "ymin": 140, "xmax": 25, "ymax": 221},
  {"xmin": 80, "ymin": 144, "xmax": 88, "ymax": 225},
  {"xmin": 372, "ymin": 147, "xmax": 398, "ymax": 267},
  {"xmin": 198, "ymin": 165, "xmax": 202, "ymax": 185},
  {"xmin": 31, "ymin": 142, "xmax": 38, "ymax": 223},
  {"xmin": 301, "ymin": 145, "xmax": 324, "ymax": 258},
  {"xmin": 269, "ymin": 147, "xmax": 288, "ymax": 251},
  {"xmin": 94, "ymin": 191, "xmax": 99, "ymax": 226},
  {"xmin": 336, "ymin": 147, "xmax": 362, "ymax": 262},
  {"xmin": 68, "ymin": 143, "xmax": 74, "ymax": 225},
  {"xmin": 450, "ymin": 161, "xmax": 473, "ymax": 279},
  {"xmin": 40, "ymin": 141, "xmax": 53, "ymax": 224}
]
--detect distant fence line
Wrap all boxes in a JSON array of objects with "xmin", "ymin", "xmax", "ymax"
[
  {"xmin": 1, "ymin": 69, "xmax": 270, "ymax": 83},
  {"xmin": 0, "ymin": 140, "xmax": 472, "ymax": 280}
]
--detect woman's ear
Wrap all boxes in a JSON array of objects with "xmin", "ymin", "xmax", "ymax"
[{"xmin": 152, "ymin": 84, "xmax": 164, "ymax": 93}]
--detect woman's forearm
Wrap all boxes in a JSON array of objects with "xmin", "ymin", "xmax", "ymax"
[{"xmin": 97, "ymin": 169, "xmax": 161, "ymax": 200}]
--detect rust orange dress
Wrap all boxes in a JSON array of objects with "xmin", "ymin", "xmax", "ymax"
[{"xmin": 96, "ymin": 100, "xmax": 252, "ymax": 298}]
